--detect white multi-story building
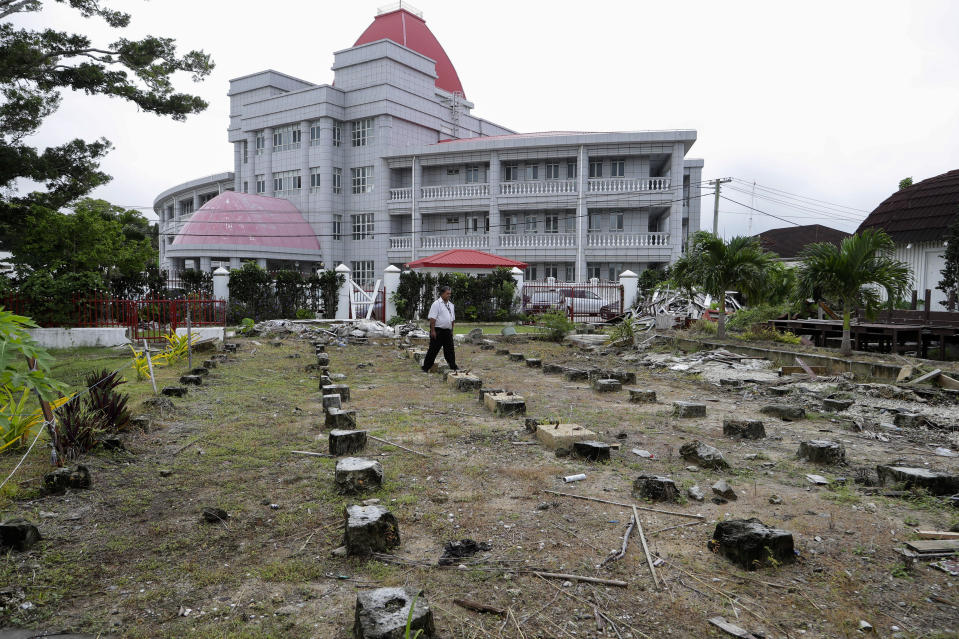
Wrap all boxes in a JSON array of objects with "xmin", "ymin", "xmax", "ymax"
[{"xmin": 156, "ymin": 3, "xmax": 703, "ymax": 286}]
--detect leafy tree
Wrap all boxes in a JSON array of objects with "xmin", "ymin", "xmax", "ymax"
[
  {"xmin": 0, "ymin": 0, "xmax": 213, "ymax": 246},
  {"xmin": 315, "ymin": 269, "xmax": 344, "ymax": 319},
  {"xmin": 796, "ymin": 229, "xmax": 911, "ymax": 355},
  {"xmin": 899, "ymin": 177, "xmax": 913, "ymax": 190},
  {"xmin": 227, "ymin": 261, "xmax": 273, "ymax": 321},
  {"xmin": 273, "ymin": 270, "xmax": 305, "ymax": 318},
  {"xmin": 937, "ymin": 216, "xmax": 959, "ymax": 309},
  {"xmin": 670, "ymin": 232, "xmax": 774, "ymax": 338},
  {"xmin": 638, "ymin": 265, "xmax": 670, "ymax": 296}
]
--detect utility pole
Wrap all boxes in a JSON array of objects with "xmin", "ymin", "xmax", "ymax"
[{"xmin": 711, "ymin": 177, "xmax": 732, "ymax": 235}]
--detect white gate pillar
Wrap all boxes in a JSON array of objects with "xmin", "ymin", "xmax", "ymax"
[
  {"xmin": 619, "ymin": 269, "xmax": 638, "ymax": 311},
  {"xmin": 212, "ymin": 267, "xmax": 230, "ymax": 301},
  {"xmin": 335, "ymin": 263, "xmax": 351, "ymax": 320},
  {"xmin": 510, "ymin": 267, "xmax": 524, "ymax": 304},
  {"xmin": 383, "ymin": 265, "xmax": 401, "ymax": 323}
]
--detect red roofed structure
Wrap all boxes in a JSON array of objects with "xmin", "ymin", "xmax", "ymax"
[
  {"xmin": 406, "ymin": 249, "xmax": 527, "ymax": 271},
  {"xmin": 354, "ymin": 4, "xmax": 465, "ymax": 97}
]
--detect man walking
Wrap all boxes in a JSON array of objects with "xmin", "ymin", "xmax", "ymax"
[{"xmin": 421, "ymin": 285, "xmax": 458, "ymax": 373}]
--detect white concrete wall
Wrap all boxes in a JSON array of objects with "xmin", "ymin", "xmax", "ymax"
[
  {"xmin": 174, "ymin": 327, "xmax": 225, "ymax": 342},
  {"xmin": 27, "ymin": 328, "xmax": 130, "ymax": 349}
]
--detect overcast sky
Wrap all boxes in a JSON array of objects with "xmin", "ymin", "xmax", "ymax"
[{"xmin": 13, "ymin": 0, "xmax": 959, "ymax": 236}]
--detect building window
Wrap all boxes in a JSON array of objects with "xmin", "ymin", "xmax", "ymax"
[
  {"xmin": 468, "ymin": 215, "xmax": 483, "ymax": 234},
  {"xmin": 332, "ymin": 167, "xmax": 342, "ymax": 194},
  {"xmin": 445, "ymin": 216, "xmax": 459, "ymax": 225},
  {"xmin": 546, "ymin": 163, "xmax": 559, "ymax": 180},
  {"xmin": 332, "ymin": 122, "xmax": 341, "ymax": 147},
  {"xmin": 465, "ymin": 165, "xmax": 480, "ymax": 183},
  {"xmin": 525, "ymin": 164, "xmax": 539, "ymax": 180},
  {"xmin": 567, "ymin": 161, "xmax": 577, "ymax": 179},
  {"xmin": 351, "ymin": 213, "xmax": 374, "ymax": 240},
  {"xmin": 242, "ymin": 140, "xmax": 248, "ymax": 164},
  {"xmin": 589, "ymin": 161, "xmax": 603, "ymax": 178},
  {"xmin": 291, "ymin": 127, "xmax": 301, "ymax": 145},
  {"xmin": 310, "ymin": 167, "xmax": 322, "ymax": 190},
  {"xmin": 272, "ymin": 125, "xmax": 300, "ymax": 152},
  {"xmin": 310, "ymin": 123, "xmax": 321, "ymax": 146},
  {"xmin": 545, "ymin": 214, "xmax": 559, "ymax": 234},
  {"xmin": 255, "ymin": 174, "xmax": 265, "ymax": 194},
  {"xmin": 179, "ymin": 199, "xmax": 194, "ymax": 215},
  {"xmin": 524, "ymin": 214, "xmax": 538, "ymax": 234},
  {"xmin": 525, "ymin": 266, "xmax": 538, "ymax": 281},
  {"xmin": 273, "ymin": 170, "xmax": 301, "ymax": 194},
  {"xmin": 565, "ymin": 213, "xmax": 576, "ymax": 233},
  {"xmin": 544, "ymin": 264, "xmax": 559, "ymax": 280},
  {"xmin": 608, "ymin": 263, "xmax": 622, "ymax": 281},
  {"xmin": 611, "ymin": 160, "xmax": 625, "ymax": 178},
  {"xmin": 502, "ymin": 214, "xmax": 516, "ymax": 235},
  {"xmin": 485, "ymin": 217, "xmax": 490, "ymax": 233},
  {"xmin": 587, "ymin": 263, "xmax": 602, "ymax": 280},
  {"xmin": 198, "ymin": 192, "xmax": 216, "ymax": 206},
  {"xmin": 351, "ymin": 260, "xmax": 375, "ymax": 287},
  {"xmin": 242, "ymin": 181, "xmax": 248, "ymax": 193},
  {"xmin": 611, "ymin": 211, "xmax": 624, "ymax": 232},
  {"xmin": 255, "ymin": 134, "xmax": 264, "ymax": 156},
  {"xmin": 503, "ymin": 163, "xmax": 518, "ymax": 181},
  {"xmin": 164, "ymin": 204, "xmax": 173, "ymax": 221},
  {"xmin": 588, "ymin": 212, "xmax": 601, "ymax": 233},
  {"xmin": 565, "ymin": 264, "xmax": 575, "ymax": 281},
  {"xmin": 332, "ymin": 214, "xmax": 342, "ymax": 240},
  {"xmin": 351, "ymin": 166, "xmax": 374, "ymax": 194},
  {"xmin": 351, "ymin": 118, "xmax": 373, "ymax": 147}
]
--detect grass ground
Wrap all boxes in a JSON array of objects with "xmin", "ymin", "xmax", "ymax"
[{"xmin": 0, "ymin": 333, "xmax": 957, "ymax": 638}]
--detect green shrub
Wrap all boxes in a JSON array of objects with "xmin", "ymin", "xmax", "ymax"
[
  {"xmin": 537, "ymin": 311, "xmax": 574, "ymax": 342},
  {"xmin": 606, "ymin": 316, "xmax": 637, "ymax": 346},
  {"xmin": 295, "ymin": 308, "xmax": 314, "ymax": 320},
  {"xmin": 732, "ymin": 325, "xmax": 801, "ymax": 344},
  {"xmin": 726, "ymin": 304, "xmax": 789, "ymax": 331},
  {"xmin": 690, "ymin": 319, "xmax": 717, "ymax": 335}
]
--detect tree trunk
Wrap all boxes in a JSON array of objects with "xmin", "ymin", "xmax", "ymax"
[
  {"xmin": 840, "ymin": 303, "xmax": 852, "ymax": 356},
  {"xmin": 716, "ymin": 294, "xmax": 727, "ymax": 339}
]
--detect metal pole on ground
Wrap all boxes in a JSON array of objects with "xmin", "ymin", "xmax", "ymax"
[
  {"xmin": 186, "ymin": 302, "xmax": 193, "ymax": 371},
  {"xmin": 143, "ymin": 339, "xmax": 158, "ymax": 395}
]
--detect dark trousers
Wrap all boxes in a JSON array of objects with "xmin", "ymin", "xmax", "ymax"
[{"xmin": 422, "ymin": 327, "xmax": 457, "ymax": 371}]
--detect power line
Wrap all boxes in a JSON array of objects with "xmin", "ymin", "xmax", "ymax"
[
  {"xmin": 724, "ymin": 186, "xmax": 866, "ymax": 223},
  {"xmin": 718, "ymin": 195, "xmax": 801, "ymax": 228},
  {"xmin": 731, "ymin": 178, "xmax": 870, "ymax": 213}
]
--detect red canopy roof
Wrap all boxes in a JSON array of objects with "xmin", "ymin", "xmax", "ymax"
[
  {"xmin": 354, "ymin": 8, "xmax": 465, "ymax": 97},
  {"xmin": 406, "ymin": 249, "xmax": 527, "ymax": 270}
]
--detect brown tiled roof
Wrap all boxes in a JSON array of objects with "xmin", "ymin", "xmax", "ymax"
[
  {"xmin": 857, "ymin": 169, "xmax": 959, "ymax": 243},
  {"xmin": 754, "ymin": 224, "xmax": 850, "ymax": 259}
]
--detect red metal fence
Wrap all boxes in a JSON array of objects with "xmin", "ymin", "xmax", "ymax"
[{"xmin": 521, "ymin": 281, "xmax": 625, "ymax": 324}]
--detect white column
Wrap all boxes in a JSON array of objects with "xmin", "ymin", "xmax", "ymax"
[
  {"xmin": 668, "ymin": 142, "xmax": 684, "ymax": 261},
  {"xmin": 619, "ymin": 269, "xmax": 638, "ymax": 310},
  {"xmin": 212, "ymin": 267, "xmax": 230, "ymax": 301},
  {"xmin": 576, "ymin": 145, "xmax": 587, "ymax": 281},
  {"xmin": 411, "ymin": 157, "xmax": 421, "ymax": 261},
  {"xmin": 264, "ymin": 126, "xmax": 274, "ymax": 196},
  {"xmin": 383, "ymin": 264, "xmax": 401, "ymax": 322},
  {"xmin": 229, "ymin": 257, "xmax": 241, "ymax": 270},
  {"xmin": 488, "ymin": 151, "xmax": 500, "ymax": 252},
  {"xmin": 510, "ymin": 266, "xmax": 524, "ymax": 305},
  {"xmin": 335, "ymin": 263, "xmax": 351, "ymax": 320}
]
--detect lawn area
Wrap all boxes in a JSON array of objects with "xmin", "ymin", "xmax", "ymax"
[{"xmin": 451, "ymin": 322, "xmax": 547, "ymax": 335}]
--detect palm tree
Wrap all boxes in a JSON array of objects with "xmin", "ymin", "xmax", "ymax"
[
  {"xmin": 796, "ymin": 229, "xmax": 911, "ymax": 356},
  {"xmin": 671, "ymin": 232, "xmax": 773, "ymax": 338}
]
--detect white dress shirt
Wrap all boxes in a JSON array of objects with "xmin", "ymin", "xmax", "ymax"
[{"xmin": 427, "ymin": 298, "xmax": 455, "ymax": 329}]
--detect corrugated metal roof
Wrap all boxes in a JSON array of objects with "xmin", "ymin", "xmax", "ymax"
[
  {"xmin": 406, "ymin": 249, "xmax": 527, "ymax": 269},
  {"xmin": 857, "ymin": 169, "xmax": 959, "ymax": 243}
]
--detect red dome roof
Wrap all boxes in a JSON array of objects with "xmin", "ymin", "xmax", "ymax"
[
  {"xmin": 354, "ymin": 8, "xmax": 465, "ymax": 97},
  {"xmin": 406, "ymin": 249, "xmax": 527, "ymax": 270}
]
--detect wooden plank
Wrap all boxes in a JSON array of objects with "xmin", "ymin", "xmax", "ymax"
[
  {"xmin": 914, "ymin": 530, "xmax": 959, "ymax": 540},
  {"xmin": 938, "ymin": 373, "xmax": 959, "ymax": 391},
  {"xmin": 905, "ymin": 539, "xmax": 959, "ymax": 553},
  {"xmin": 708, "ymin": 616, "xmax": 758, "ymax": 639},
  {"xmin": 907, "ymin": 368, "xmax": 942, "ymax": 386},
  {"xmin": 896, "ymin": 365, "xmax": 914, "ymax": 383},
  {"xmin": 795, "ymin": 356, "xmax": 818, "ymax": 380},
  {"xmin": 780, "ymin": 365, "xmax": 828, "ymax": 376},
  {"xmin": 632, "ymin": 505, "xmax": 660, "ymax": 589}
]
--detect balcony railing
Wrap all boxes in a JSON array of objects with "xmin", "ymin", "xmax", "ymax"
[
  {"xmin": 499, "ymin": 233, "xmax": 577, "ymax": 248},
  {"xmin": 422, "ymin": 234, "xmax": 489, "ymax": 249},
  {"xmin": 586, "ymin": 232, "xmax": 670, "ymax": 247},
  {"xmin": 587, "ymin": 177, "xmax": 670, "ymax": 193},
  {"xmin": 389, "ymin": 237, "xmax": 412, "ymax": 250},
  {"xmin": 389, "ymin": 187, "xmax": 412, "ymax": 201},
  {"xmin": 421, "ymin": 184, "xmax": 489, "ymax": 199},
  {"xmin": 499, "ymin": 180, "xmax": 577, "ymax": 195}
]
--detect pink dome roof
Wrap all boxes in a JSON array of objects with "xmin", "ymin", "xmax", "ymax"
[
  {"xmin": 172, "ymin": 192, "xmax": 320, "ymax": 252},
  {"xmin": 354, "ymin": 8, "xmax": 465, "ymax": 97}
]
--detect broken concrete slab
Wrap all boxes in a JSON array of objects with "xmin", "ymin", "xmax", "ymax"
[
  {"xmin": 325, "ymin": 408, "xmax": 358, "ymax": 430},
  {"xmin": 563, "ymin": 368, "xmax": 589, "ymax": 382},
  {"xmin": 632, "ymin": 475, "xmax": 679, "ymax": 502},
  {"xmin": 330, "ymin": 429, "xmax": 368, "ymax": 456},
  {"xmin": 344, "ymin": 505, "xmax": 400, "ymax": 556},
  {"xmin": 223, "ymin": 343, "xmax": 238, "ymax": 353},
  {"xmin": 477, "ymin": 387, "xmax": 504, "ymax": 403},
  {"xmin": 484, "ymin": 392, "xmax": 526, "ymax": 417},
  {"xmin": 534, "ymin": 423, "xmax": 596, "ymax": 450},
  {"xmin": 525, "ymin": 358, "xmax": 542, "ymax": 368},
  {"xmin": 709, "ymin": 518, "xmax": 795, "ymax": 571},
  {"xmin": 507, "ymin": 353, "xmax": 525, "ymax": 362},
  {"xmin": 673, "ymin": 401, "xmax": 706, "ymax": 418},
  {"xmin": 43, "ymin": 465, "xmax": 91, "ymax": 493},
  {"xmin": 797, "ymin": 440, "xmax": 846, "ymax": 465},
  {"xmin": 572, "ymin": 440, "xmax": 611, "ymax": 462},
  {"xmin": 542, "ymin": 363, "xmax": 564, "ymax": 375},
  {"xmin": 679, "ymin": 440, "xmax": 729, "ymax": 469},
  {"xmin": 0, "ymin": 518, "xmax": 41, "ymax": 551},
  {"xmin": 447, "ymin": 372, "xmax": 482, "ymax": 392},
  {"xmin": 335, "ymin": 458, "xmax": 384, "ymax": 495},
  {"xmin": 876, "ymin": 465, "xmax": 959, "ymax": 495},
  {"xmin": 722, "ymin": 418, "xmax": 766, "ymax": 440},
  {"xmin": 628, "ymin": 389, "xmax": 657, "ymax": 403},
  {"xmin": 768, "ymin": 387, "xmax": 790, "ymax": 397},
  {"xmin": 688, "ymin": 485, "xmax": 705, "ymax": 502},
  {"xmin": 202, "ymin": 359, "xmax": 217, "ymax": 369},
  {"xmin": 322, "ymin": 384, "xmax": 351, "ymax": 401},
  {"xmin": 822, "ymin": 398, "xmax": 854, "ymax": 412},
  {"xmin": 322, "ymin": 394, "xmax": 342, "ymax": 412},
  {"xmin": 712, "ymin": 479, "xmax": 737, "ymax": 500},
  {"xmin": 189, "ymin": 367, "xmax": 209, "ymax": 377},
  {"xmin": 353, "ymin": 587, "xmax": 435, "ymax": 639},
  {"xmin": 893, "ymin": 412, "xmax": 928, "ymax": 428},
  {"xmin": 161, "ymin": 386, "xmax": 187, "ymax": 397},
  {"xmin": 760, "ymin": 404, "xmax": 805, "ymax": 420},
  {"xmin": 316, "ymin": 353, "xmax": 331, "ymax": 367},
  {"xmin": 179, "ymin": 374, "xmax": 202, "ymax": 386},
  {"xmin": 592, "ymin": 378, "xmax": 622, "ymax": 393},
  {"xmin": 495, "ymin": 348, "xmax": 511, "ymax": 356}
]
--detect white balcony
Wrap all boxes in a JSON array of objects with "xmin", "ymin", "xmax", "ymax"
[
  {"xmin": 499, "ymin": 180, "xmax": 577, "ymax": 196},
  {"xmin": 422, "ymin": 234, "xmax": 489, "ymax": 249},
  {"xmin": 421, "ymin": 184, "xmax": 489, "ymax": 199},
  {"xmin": 389, "ymin": 236, "xmax": 412, "ymax": 250},
  {"xmin": 499, "ymin": 233, "xmax": 577, "ymax": 248},
  {"xmin": 389, "ymin": 187, "xmax": 412, "ymax": 201},
  {"xmin": 586, "ymin": 232, "xmax": 670, "ymax": 247},
  {"xmin": 587, "ymin": 177, "xmax": 670, "ymax": 193}
]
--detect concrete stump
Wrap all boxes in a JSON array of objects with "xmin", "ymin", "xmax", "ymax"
[
  {"xmin": 768, "ymin": 387, "xmax": 790, "ymax": 397},
  {"xmin": 602, "ymin": 370, "xmax": 636, "ymax": 384},
  {"xmin": 161, "ymin": 386, "xmax": 187, "ymax": 397},
  {"xmin": 317, "ymin": 353, "xmax": 331, "ymax": 367},
  {"xmin": 477, "ymin": 387, "xmax": 504, "ymax": 403},
  {"xmin": 330, "ymin": 429, "xmax": 368, "ymax": 456},
  {"xmin": 723, "ymin": 418, "xmax": 766, "ymax": 440},
  {"xmin": 479, "ymin": 342, "xmax": 495, "ymax": 350},
  {"xmin": 0, "ymin": 518, "xmax": 41, "ymax": 551},
  {"xmin": 761, "ymin": 404, "xmax": 805, "ymax": 420},
  {"xmin": 190, "ymin": 367, "xmax": 209, "ymax": 377},
  {"xmin": 525, "ymin": 358, "xmax": 542, "ymax": 368},
  {"xmin": 592, "ymin": 378, "xmax": 622, "ymax": 393},
  {"xmin": 179, "ymin": 375, "xmax": 202, "ymax": 386},
  {"xmin": 224, "ymin": 343, "xmax": 238, "ymax": 353},
  {"xmin": 632, "ymin": 475, "xmax": 678, "ymax": 502},
  {"xmin": 563, "ymin": 368, "xmax": 589, "ymax": 382},
  {"xmin": 344, "ymin": 505, "xmax": 400, "ymax": 556},
  {"xmin": 353, "ymin": 587, "xmax": 435, "ymax": 639},
  {"xmin": 323, "ymin": 384, "xmax": 350, "ymax": 401},
  {"xmin": 496, "ymin": 349, "xmax": 511, "ymax": 356},
  {"xmin": 673, "ymin": 401, "xmax": 706, "ymax": 418},
  {"xmin": 688, "ymin": 485, "xmax": 705, "ymax": 502},
  {"xmin": 893, "ymin": 412, "xmax": 927, "ymax": 428},
  {"xmin": 572, "ymin": 440, "xmax": 611, "ymax": 462},
  {"xmin": 525, "ymin": 417, "xmax": 547, "ymax": 433},
  {"xmin": 720, "ymin": 378, "xmax": 742, "ymax": 388},
  {"xmin": 315, "ymin": 344, "xmax": 326, "ymax": 353},
  {"xmin": 629, "ymin": 389, "xmax": 657, "ymax": 403},
  {"xmin": 323, "ymin": 394, "xmax": 343, "ymax": 412},
  {"xmin": 335, "ymin": 458, "xmax": 384, "ymax": 495},
  {"xmin": 447, "ymin": 372, "xmax": 482, "ymax": 392},
  {"xmin": 202, "ymin": 359, "xmax": 217, "ymax": 369},
  {"xmin": 508, "ymin": 353, "xmax": 525, "ymax": 362},
  {"xmin": 542, "ymin": 363, "xmax": 564, "ymax": 374},
  {"xmin": 797, "ymin": 440, "xmax": 845, "ymax": 465},
  {"xmin": 876, "ymin": 465, "xmax": 959, "ymax": 495},
  {"xmin": 130, "ymin": 416, "xmax": 151, "ymax": 431},
  {"xmin": 535, "ymin": 423, "xmax": 596, "ymax": 449},
  {"xmin": 712, "ymin": 479, "xmax": 737, "ymax": 500},
  {"xmin": 679, "ymin": 440, "xmax": 729, "ymax": 469},
  {"xmin": 822, "ymin": 398, "xmax": 854, "ymax": 412},
  {"xmin": 325, "ymin": 409, "xmax": 357, "ymax": 430},
  {"xmin": 484, "ymin": 392, "xmax": 526, "ymax": 417},
  {"xmin": 709, "ymin": 518, "xmax": 795, "ymax": 570},
  {"xmin": 43, "ymin": 465, "xmax": 91, "ymax": 493}
]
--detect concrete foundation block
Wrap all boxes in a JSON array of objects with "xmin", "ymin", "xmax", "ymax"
[
  {"xmin": 761, "ymin": 404, "xmax": 805, "ymax": 420},
  {"xmin": 477, "ymin": 387, "xmax": 504, "ymax": 403},
  {"xmin": 673, "ymin": 401, "xmax": 706, "ymax": 417},
  {"xmin": 447, "ymin": 372, "xmax": 482, "ymax": 392},
  {"xmin": 525, "ymin": 358, "xmax": 542, "ymax": 368},
  {"xmin": 202, "ymin": 359, "xmax": 217, "ymax": 369},
  {"xmin": 534, "ymin": 423, "xmax": 596, "ymax": 450},
  {"xmin": 572, "ymin": 440, "xmax": 611, "ymax": 462},
  {"xmin": 710, "ymin": 518, "xmax": 795, "ymax": 571},
  {"xmin": 876, "ymin": 465, "xmax": 959, "ymax": 495},
  {"xmin": 822, "ymin": 398, "xmax": 854, "ymax": 412},
  {"xmin": 323, "ymin": 394, "xmax": 342, "ymax": 412},
  {"xmin": 317, "ymin": 353, "xmax": 331, "ymax": 367},
  {"xmin": 353, "ymin": 587, "xmax": 435, "ymax": 639},
  {"xmin": 325, "ymin": 408, "xmax": 357, "ymax": 430},
  {"xmin": 797, "ymin": 440, "xmax": 846, "ymax": 465},
  {"xmin": 323, "ymin": 384, "xmax": 350, "ymax": 401},
  {"xmin": 495, "ymin": 348, "xmax": 511, "ymax": 356},
  {"xmin": 542, "ymin": 362, "xmax": 564, "ymax": 374},
  {"xmin": 179, "ymin": 375, "xmax": 202, "ymax": 386},
  {"xmin": 190, "ymin": 367, "xmax": 209, "ymax": 377},
  {"xmin": 563, "ymin": 368, "xmax": 589, "ymax": 381},
  {"xmin": 628, "ymin": 389, "xmax": 657, "ymax": 403},
  {"xmin": 330, "ymin": 429, "xmax": 368, "ymax": 456},
  {"xmin": 0, "ymin": 518, "xmax": 42, "ymax": 551},
  {"xmin": 592, "ymin": 378, "xmax": 622, "ymax": 393},
  {"xmin": 633, "ymin": 475, "xmax": 679, "ymax": 502},
  {"xmin": 335, "ymin": 458, "xmax": 383, "ymax": 495},
  {"xmin": 344, "ymin": 505, "xmax": 400, "ymax": 556},
  {"xmin": 723, "ymin": 418, "xmax": 766, "ymax": 440},
  {"xmin": 893, "ymin": 412, "xmax": 927, "ymax": 428},
  {"xmin": 161, "ymin": 386, "xmax": 187, "ymax": 397},
  {"xmin": 680, "ymin": 440, "xmax": 729, "ymax": 469},
  {"xmin": 484, "ymin": 392, "xmax": 526, "ymax": 417},
  {"xmin": 508, "ymin": 352, "xmax": 525, "ymax": 362}
]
